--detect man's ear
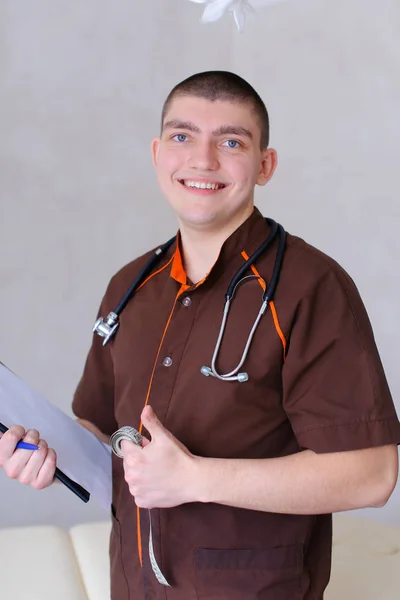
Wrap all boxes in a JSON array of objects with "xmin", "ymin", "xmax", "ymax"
[
  {"xmin": 151, "ymin": 137, "xmax": 160, "ymax": 167},
  {"xmin": 257, "ymin": 148, "xmax": 278, "ymax": 186}
]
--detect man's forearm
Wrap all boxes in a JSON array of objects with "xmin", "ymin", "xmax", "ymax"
[{"xmin": 192, "ymin": 445, "xmax": 398, "ymax": 514}]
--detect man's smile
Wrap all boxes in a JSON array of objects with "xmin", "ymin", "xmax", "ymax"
[{"xmin": 178, "ymin": 178, "xmax": 228, "ymax": 195}]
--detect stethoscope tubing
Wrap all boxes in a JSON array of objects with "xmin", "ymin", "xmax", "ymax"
[
  {"xmin": 226, "ymin": 220, "xmax": 279, "ymax": 299},
  {"xmin": 113, "ymin": 236, "xmax": 176, "ymax": 316},
  {"xmin": 210, "ymin": 296, "xmax": 268, "ymax": 380},
  {"xmin": 264, "ymin": 223, "xmax": 286, "ymax": 302},
  {"xmin": 207, "ymin": 220, "xmax": 286, "ymax": 381}
]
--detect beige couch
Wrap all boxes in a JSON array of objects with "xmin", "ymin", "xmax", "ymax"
[{"xmin": 1, "ymin": 514, "xmax": 400, "ymax": 599}]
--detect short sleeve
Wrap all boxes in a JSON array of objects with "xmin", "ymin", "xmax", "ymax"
[
  {"xmin": 282, "ymin": 262, "xmax": 400, "ymax": 453},
  {"xmin": 72, "ymin": 285, "xmax": 118, "ymax": 437}
]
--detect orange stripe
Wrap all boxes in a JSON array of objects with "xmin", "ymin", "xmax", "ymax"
[
  {"xmin": 136, "ymin": 254, "xmax": 175, "ymax": 293},
  {"xmin": 269, "ymin": 302, "xmax": 287, "ymax": 360},
  {"xmin": 136, "ymin": 282, "xmax": 189, "ymax": 566},
  {"xmin": 170, "ymin": 243, "xmax": 187, "ymax": 285},
  {"xmin": 136, "ymin": 505, "xmax": 143, "ymax": 566},
  {"xmin": 138, "ymin": 285, "xmax": 188, "ymax": 433},
  {"xmin": 131, "ymin": 252, "xmax": 175, "ymax": 566},
  {"xmin": 241, "ymin": 250, "xmax": 287, "ymax": 360}
]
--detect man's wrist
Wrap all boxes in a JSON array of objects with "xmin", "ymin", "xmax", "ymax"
[{"xmin": 189, "ymin": 456, "xmax": 218, "ymax": 504}]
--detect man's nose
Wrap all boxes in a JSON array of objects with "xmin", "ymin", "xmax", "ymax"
[{"xmin": 188, "ymin": 141, "xmax": 219, "ymax": 171}]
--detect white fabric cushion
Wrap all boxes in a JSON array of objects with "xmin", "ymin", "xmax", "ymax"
[
  {"xmin": 0, "ymin": 524, "xmax": 88, "ymax": 600},
  {"xmin": 325, "ymin": 514, "xmax": 400, "ymax": 599},
  {"xmin": 69, "ymin": 521, "xmax": 112, "ymax": 600},
  {"xmin": 2, "ymin": 515, "xmax": 400, "ymax": 600},
  {"xmin": 70, "ymin": 515, "xmax": 400, "ymax": 600}
]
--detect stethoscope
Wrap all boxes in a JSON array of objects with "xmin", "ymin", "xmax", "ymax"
[{"xmin": 93, "ymin": 218, "xmax": 286, "ymax": 383}]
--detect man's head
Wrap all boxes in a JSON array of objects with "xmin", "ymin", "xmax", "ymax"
[
  {"xmin": 161, "ymin": 71, "xmax": 270, "ymax": 150},
  {"xmin": 152, "ymin": 71, "xmax": 277, "ymax": 234}
]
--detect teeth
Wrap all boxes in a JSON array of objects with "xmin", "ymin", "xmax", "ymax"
[{"xmin": 182, "ymin": 180, "xmax": 224, "ymax": 190}]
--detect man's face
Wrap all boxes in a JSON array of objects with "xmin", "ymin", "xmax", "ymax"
[{"xmin": 152, "ymin": 95, "xmax": 277, "ymax": 232}]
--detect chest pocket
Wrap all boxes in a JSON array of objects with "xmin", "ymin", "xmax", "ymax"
[{"xmin": 194, "ymin": 544, "xmax": 303, "ymax": 600}]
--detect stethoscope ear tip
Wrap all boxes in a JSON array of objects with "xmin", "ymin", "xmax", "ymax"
[
  {"xmin": 200, "ymin": 366, "xmax": 249, "ymax": 382},
  {"xmin": 200, "ymin": 366, "xmax": 212, "ymax": 377}
]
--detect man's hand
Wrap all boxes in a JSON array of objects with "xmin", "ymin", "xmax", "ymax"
[
  {"xmin": 121, "ymin": 405, "xmax": 198, "ymax": 509},
  {"xmin": 0, "ymin": 426, "xmax": 56, "ymax": 490}
]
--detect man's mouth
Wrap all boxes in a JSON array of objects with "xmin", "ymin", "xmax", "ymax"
[{"xmin": 178, "ymin": 179, "xmax": 227, "ymax": 191}]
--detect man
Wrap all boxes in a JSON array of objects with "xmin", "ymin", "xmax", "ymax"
[{"xmin": 1, "ymin": 71, "xmax": 399, "ymax": 600}]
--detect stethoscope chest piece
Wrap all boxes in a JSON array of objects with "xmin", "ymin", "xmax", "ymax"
[{"xmin": 93, "ymin": 312, "xmax": 120, "ymax": 346}]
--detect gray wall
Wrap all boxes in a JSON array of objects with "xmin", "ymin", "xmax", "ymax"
[{"xmin": 0, "ymin": 0, "xmax": 399, "ymax": 529}]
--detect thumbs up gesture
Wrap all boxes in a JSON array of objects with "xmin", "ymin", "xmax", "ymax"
[{"xmin": 121, "ymin": 405, "xmax": 200, "ymax": 509}]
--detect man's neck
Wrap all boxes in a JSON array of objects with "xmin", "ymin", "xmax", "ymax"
[{"xmin": 179, "ymin": 208, "xmax": 254, "ymax": 284}]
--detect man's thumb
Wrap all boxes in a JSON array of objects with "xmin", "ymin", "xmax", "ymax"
[{"xmin": 141, "ymin": 405, "xmax": 165, "ymax": 439}]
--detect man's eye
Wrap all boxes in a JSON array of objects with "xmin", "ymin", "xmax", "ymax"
[
  {"xmin": 222, "ymin": 140, "xmax": 240, "ymax": 148},
  {"xmin": 173, "ymin": 134, "xmax": 188, "ymax": 142}
]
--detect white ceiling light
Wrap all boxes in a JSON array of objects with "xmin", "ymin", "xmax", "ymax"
[{"xmin": 188, "ymin": 0, "xmax": 285, "ymax": 32}]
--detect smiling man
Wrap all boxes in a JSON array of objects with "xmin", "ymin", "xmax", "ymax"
[{"xmin": 1, "ymin": 71, "xmax": 399, "ymax": 600}]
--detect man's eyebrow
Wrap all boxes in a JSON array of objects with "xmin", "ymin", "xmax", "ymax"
[
  {"xmin": 163, "ymin": 120, "xmax": 253, "ymax": 140},
  {"xmin": 163, "ymin": 120, "xmax": 201, "ymax": 132},
  {"xmin": 211, "ymin": 125, "xmax": 253, "ymax": 140}
]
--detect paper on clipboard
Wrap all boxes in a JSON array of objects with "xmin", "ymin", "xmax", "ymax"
[{"xmin": 0, "ymin": 362, "xmax": 112, "ymax": 510}]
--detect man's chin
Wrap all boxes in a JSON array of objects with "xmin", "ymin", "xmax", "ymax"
[{"xmin": 178, "ymin": 212, "xmax": 219, "ymax": 230}]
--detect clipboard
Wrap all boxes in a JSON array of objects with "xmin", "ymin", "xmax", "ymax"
[{"xmin": 0, "ymin": 361, "xmax": 112, "ymax": 509}]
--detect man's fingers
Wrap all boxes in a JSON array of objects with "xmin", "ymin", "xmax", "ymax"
[
  {"xmin": 0, "ymin": 427, "xmax": 40, "ymax": 465},
  {"xmin": 7, "ymin": 425, "xmax": 26, "ymax": 439},
  {"xmin": 22, "ymin": 429, "xmax": 40, "ymax": 445},
  {"xmin": 0, "ymin": 426, "xmax": 56, "ymax": 490},
  {"xmin": 120, "ymin": 439, "xmax": 143, "ymax": 457},
  {"xmin": 3, "ymin": 432, "xmax": 54, "ymax": 485},
  {"xmin": 0, "ymin": 425, "xmax": 26, "ymax": 463},
  {"xmin": 12, "ymin": 438, "xmax": 48, "ymax": 485},
  {"xmin": 33, "ymin": 447, "xmax": 57, "ymax": 490}
]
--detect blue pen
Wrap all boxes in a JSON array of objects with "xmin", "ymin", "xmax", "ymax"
[
  {"xmin": 16, "ymin": 441, "xmax": 39, "ymax": 450},
  {"xmin": 0, "ymin": 422, "xmax": 39, "ymax": 450}
]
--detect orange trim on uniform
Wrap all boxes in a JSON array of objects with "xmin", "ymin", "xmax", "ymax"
[
  {"xmin": 170, "ymin": 239, "xmax": 217, "ymax": 289},
  {"xmin": 137, "ymin": 254, "xmax": 175, "ymax": 293},
  {"xmin": 241, "ymin": 251, "xmax": 287, "ymax": 360},
  {"xmin": 194, "ymin": 272, "xmax": 210, "ymax": 289},
  {"xmin": 136, "ymin": 282, "xmax": 189, "ymax": 566},
  {"xmin": 138, "ymin": 284, "xmax": 188, "ymax": 434},
  {"xmin": 269, "ymin": 302, "xmax": 287, "ymax": 360},
  {"xmin": 170, "ymin": 243, "xmax": 187, "ymax": 285},
  {"xmin": 129, "ymin": 251, "xmax": 176, "ymax": 567},
  {"xmin": 136, "ymin": 505, "xmax": 143, "ymax": 566}
]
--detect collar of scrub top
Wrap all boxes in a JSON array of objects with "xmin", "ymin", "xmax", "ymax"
[{"xmin": 93, "ymin": 217, "xmax": 286, "ymax": 385}]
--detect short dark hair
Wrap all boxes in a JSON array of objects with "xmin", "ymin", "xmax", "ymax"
[{"xmin": 161, "ymin": 71, "xmax": 270, "ymax": 149}]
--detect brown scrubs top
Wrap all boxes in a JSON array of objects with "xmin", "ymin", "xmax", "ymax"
[{"xmin": 72, "ymin": 207, "xmax": 400, "ymax": 600}]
